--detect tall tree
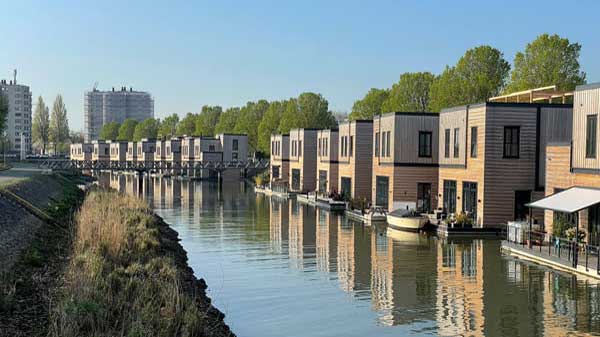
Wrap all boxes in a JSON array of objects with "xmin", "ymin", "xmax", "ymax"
[
  {"xmin": 257, "ymin": 100, "xmax": 286, "ymax": 155},
  {"xmin": 507, "ymin": 33, "xmax": 586, "ymax": 93},
  {"xmin": 133, "ymin": 118, "xmax": 160, "ymax": 141},
  {"xmin": 430, "ymin": 45, "xmax": 510, "ymax": 111},
  {"xmin": 99, "ymin": 122, "xmax": 120, "ymax": 140},
  {"xmin": 158, "ymin": 114, "xmax": 179, "ymax": 139},
  {"xmin": 69, "ymin": 130, "xmax": 84, "ymax": 144},
  {"xmin": 32, "ymin": 96, "xmax": 50, "ymax": 154},
  {"xmin": 117, "ymin": 119, "xmax": 138, "ymax": 141},
  {"xmin": 350, "ymin": 88, "xmax": 389, "ymax": 120},
  {"xmin": 195, "ymin": 105, "xmax": 222, "ymax": 136},
  {"xmin": 278, "ymin": 99, "xmax": 299, "ymax": 134},
  {"xmin": 49, "ymin": 94, "xmax": 69, "ymax": 154},
  {"xmin": 0, "ymin": 93, "xmax": 7, "ymax": 135},
  {"xmin": 176, "ymin": 113, "xmax": 198, "ymax": 136},
  {"xmin": 296, "ymin": 92, "xmax": 336, "ymax": 129},
  {"xmin": 235, "ymin": 100, "xmax": 270, "ymax": 151},
  {"xmin": 215, "ymin": 107, "xmax": 240, "ymax": 134},
  {"xmin": 382, "ymin": 72, "xmax": 435, "ymax": 113}
]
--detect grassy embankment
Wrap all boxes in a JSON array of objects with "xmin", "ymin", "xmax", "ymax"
[{"xmin": 50, "ymin": 189, "xmax": 224, "ymax": 337}]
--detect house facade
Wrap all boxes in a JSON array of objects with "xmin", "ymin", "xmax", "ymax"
[
  {"xmin": 270, "ymin": 134, "xmax": 290, "ymax": 186},
  {"xmin": 288, "ymin": 128, "xmax": 318, "ymax": 193},
  {"xmin": 91, "ymin": 140, "xmax": 110, "ymax": 164},
  {"xmin": 109, "ymin": 141, "xmax": 128, "ymax": 166},
  {"xmin": 316, "ymin": 129, "xmax": 339, "ymax": 195},
  {"xmin": 372, "ymin": 113, "xmax": 439, "ymax": 212},
  {"xmin": 70, "ymin": 143, "xmax": 93, "ymax": 162},
  {"xmin": 337, "ymin": 121, "xmax": 373, "ymax": 202},
  {"xmin": 126, "ymin": 141, "xmax": 138, "ymax": 166},
  {"xmin": 438, "ymin": 102, "xmax": 572, "ymax": 228}
]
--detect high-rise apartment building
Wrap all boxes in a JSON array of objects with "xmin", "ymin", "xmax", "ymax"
[
  {"xmin": 84, "ymin": 87, "xmax": 154, "ymax": 141},
  {"xmin": 0, "ymin": 74, "xmax": 32, "ymax": 154}
]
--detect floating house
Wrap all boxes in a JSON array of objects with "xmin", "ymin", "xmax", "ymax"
[
  {"xmin": 270, "ymin": 134, "xmax": 290, "ymax": 188},
  {"xmin": 289, "ymin": 128, "xmax": 318, "ymax": 193},
  {"xmin": 91, "ymin": 140, "xmax": 110, "ymax": 164},
  {"xmin": 70, "ymin": 143, "xmax": 93, "ymax": 162},
  {"xmin": 109, "ymin": 141, "xmax": 127, "ymax": 166},
  {"xmin": 337, "ymin": 120, "xmax": 373, "ymax": 203},
  {"xmin": 136, "ymin": 139, "xmax": 156, "ymax": 166},
  {"xmin": 126, "ymin": 141, "xmax": 138, "ymax": 167},
  {"xmin": 164, "ymin": 137, "xmax": 182, "ymax": 174},
  {"xmin": 316, "ymin": 129, "xmax": 339, "ymax": 195}
]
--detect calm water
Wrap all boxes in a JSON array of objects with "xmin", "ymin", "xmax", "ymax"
[{"xmin": 101, "ymin": 173, "xmax": 600, "ymax": 337}]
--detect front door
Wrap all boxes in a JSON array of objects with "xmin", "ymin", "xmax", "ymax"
[
  {"xmin": 462, "ymin": 182, "xmax": 477, "ymax": 221},
  {"xmin": 318, "ymin": 170, "xmax": 328, "ymax": 193},
  {"xmin": 417, "ymin": 183, "xmax": 432, "ymax": 213},
  {"xmin": 514, "ymin": 190, "xmax": 531, "ymax": 221},
  {"xmin": 272, "ymin": 165, "xmax": 280, "ymax": 179},
  {"xmin": 375, "ymin": 176, "xmax": 389, "ymax": 209},
  {"xmin": 589, "ymin": 204, "xmax": 600, "ymax": 246},
  {"xmin": 443, "ymin": 180, "xmax": 457, "ymax": 214},
  {"xmin": 341, "ymin": 177, "xmax": 352, "ymax": 201},
  {"xmin": 292, "ymin": 169, "xmax": 301, "ymax": 191}
]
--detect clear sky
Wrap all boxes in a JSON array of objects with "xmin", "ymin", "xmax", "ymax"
[{"xmin": 2, "ymin": 0, "xmax": 599, "ymax": 131}]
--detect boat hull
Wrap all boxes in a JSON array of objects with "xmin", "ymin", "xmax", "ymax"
[{"xmin": 386, "ymin": 214, "xmax": 428, "ymax": 232}]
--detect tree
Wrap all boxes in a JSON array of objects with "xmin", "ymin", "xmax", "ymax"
[
  {"xmin": 99, "ymin": 122, "xmax": 120, "ymax": 141},
  {"xmin": 0, "ymin": 93, "xmax": 7, "ymax": 135},
  {"xmin": 430, "ymin": 45, "xmax": 510, "ymax": 111},
  {"xmin": 349, "ymin": 88, "xmax": 389, "ymax": 120},
  {"xmin": 507, "ymin": 33, "xmax": 586, "ymax": 93},
  {"xmin": 215, "ymin": 107, "xmax": 240, "ymax": 134},
  {"xmin": 117, "ymin": 119, "xmax": 138, "ymax": 141},
  {"xmin": 235, "ymin": 100, "xmax": 270, "ymax": 151},
  {"xmin": 133, "ymin": 118, "xmax": 160, "ymax": 141},
  {"xmin": 69, "ymin": 130, "xmax": 84, "ymax": 144},
  {"xmin": 158, "ymin": 114, "xmax": 179, "ymax": 139},
  {"xmin": 296, "ymin": 92, "xmax": 336, "ymax": 129},
  {"xmin": 176, "ymin": 113, "xmax": 198, "ymax": 136},
  {"xmin": 32, "ymin": 96, "xmax": 50, "ymax": 154},
  {"xmin": 382, "ymin": 72, "xmax": 435, "ymax": 113},
  {"xmin": 257, "ymin": 100, "xmax": 286, "ymax": 154},
  {"xmin": 278, "ymin": 99, "xmax": 299, "ymax": 134},
  {"xmin": 49, "ymin": 94, "xmax": 69, "ymax": 154},
  {"xmin": 195, "ymin": 105, "xmax": 222, "ymax": 136}
]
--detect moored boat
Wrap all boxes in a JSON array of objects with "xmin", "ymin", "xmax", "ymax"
[{"xmin": 386, "ymin": 209, "xmax": 429, "ymax": 232}]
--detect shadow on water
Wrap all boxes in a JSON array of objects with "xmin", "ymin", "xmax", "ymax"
[{"xmin": 98, "ymin": 172, "xmax": 600, "ymax": 337}]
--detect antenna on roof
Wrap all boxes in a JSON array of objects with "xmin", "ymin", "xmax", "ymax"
[
  {"xmin": 13, "ymin": 69, "xmax": 16, "ymax": 85},
  {"xmin": 93, "ymin": 81, "xmax": 98, "ymax": 91}
]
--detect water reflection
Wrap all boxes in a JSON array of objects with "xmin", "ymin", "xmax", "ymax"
[{"xmin": 98, "ymin": 172, "xmax": 600, "ymax": 337}]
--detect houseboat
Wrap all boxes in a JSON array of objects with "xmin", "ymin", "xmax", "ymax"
[
  {"xmin": 316, "ymin": 128, "xmax": 339, "ymax": 195},
  {"xmin": 164, "ymin": 137, "xmax": 182, "ymax": 175},
  {"xmin": 136, "ymin": 139, "xmax": 156, "ymax": 169},
  {"xmin": 338, "ymin": 120, "xmax": 373, "ymax": 203},
  {"xmin": 109, "ymin": 141, "xmax": 127, "ymax": 167},
  {"xmin": 270, "ymin": 134, "xmax": 290, "ymax": 192},
  {"xmin": 70, "ymin": 143, "xmax": 93, "ymax": 164},
  {"xmin": 91, "ymin": 140, "xmax": 110, "ymax": 166},
  {"xmin": 126, "ymin": 141, "xmax": 137, "ymax": 168},
  {"xmin": 289, "ymin": 128, "xmax": 318, "ymax": 193}
]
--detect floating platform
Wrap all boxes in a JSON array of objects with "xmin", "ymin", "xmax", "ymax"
[
  {"xmin": 254, "ymin": 186, "xmax": 296, "ymax": 199},
  {"xmin": 296, "ymin": 194, "xmax": 345, "ymax": 211},
  {"xmin": 436, "ymin": 224, "xmax": 504, "ymax": 238},
  {"xmin": 344, "ymin": 209, "xmax": 387, "ymax": 225}
]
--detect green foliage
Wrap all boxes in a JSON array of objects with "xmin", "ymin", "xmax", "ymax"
[
  {"xmin": 99, "ymin": 122, "xmax": 120, "ymax": 141},
  {"xmin": 175, "ymin": 112, "xmax": 197, "ymax": 136},
  {"xmin": 117, "ymin": 119, "xmax": 138, "ymax": 141},
  {"xmin": 49, "ymin": 94, "xmax": 70, "ymax": 153},
  {"xmin": 257, "ymin": 101, "xmax": 285, "ymax": 154},
  {"xmin": 382, "ymin": 72, "xmax": 435, "ymax": 113},
  {"xmin": 214, "ymin": 107, "xmax": 240, "ymax": 134},
  {"xmin": 430, "ymin": 46, "xmax": 510, "ymax": 111},
  {"xmin": 253, "ymin": 171, "xmax": 269, "ymax": 187},
  {"xmin": 32, "ymin": 96, "xmax": 50, "ymax": 153},
  {"xmin": 349, "ymin": 88, "xmax": 389, "ymax": 120},
  {"xmin": 22, "ymin": 247, "xmax": 44, "ymax": 267},
  {"xmin": 0, "ymin": 93, "xmax": 7, "ymax": 135},
  {"xmin": 195, "ymin": 105, "xmax": 222, "ymax": 136},
  {"xmin": 506, "ymin": 33, "xmax": 586, "ymax": 93},
  {"xmin": 278, "ymin": 99, "xmax": 299, "ymax": 134},
  {"xmin": 454, "ymin": 212, "xmax": 474, "ymax": 227},
  {"xmin": 158, "ymin": 114, "xmax": 179, "ymax": 139},
  {"xmin": 235, "ymin": 100, "xmax": 270, "ymax": 151},
  {"xmin": 278, "ymin": 93, "xmax": 336, "ymax": 134},
  {"xmin": 69, "ymin": 131, "xmax": 84, "ymax": 144},
  {"xmin": 132, "ymin": 118, "xmax": 159, "ymax": 141},
  {"xmin": 552, "ymin": 214, "xmax": 571, "ymax": 237}
]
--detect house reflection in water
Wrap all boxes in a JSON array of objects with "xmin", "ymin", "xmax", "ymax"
[{"xmin": 315, "ymin": 208, "xmax": 337, "ymax": 273}]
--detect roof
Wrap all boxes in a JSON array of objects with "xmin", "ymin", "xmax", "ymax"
[
  {"xmin": 527, "ymin": 187, "xmax": 600, "ymax": 213},
  {"xmin": 489, "ymin": 85, "xmax": 573, "ymax": 103}
]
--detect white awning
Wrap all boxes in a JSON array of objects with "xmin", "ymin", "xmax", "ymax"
[{"xmin": 527, "ymin": 187, "xmax": 600, "ymax": 213}]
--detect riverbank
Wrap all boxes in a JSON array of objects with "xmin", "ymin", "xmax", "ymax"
[{"xmin": 0, "ymin": 175, "xmax": 234, "ymax": 337}]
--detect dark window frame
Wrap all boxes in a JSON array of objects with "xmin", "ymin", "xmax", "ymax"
[
  {"xmin": 586, "ymin": 114, "xmax": 597, "ymax": 158},
  {"xmin": 470, "ymin": 126, "xmax": 478, "ymax": 158},
  {"xmin": 418, "ymin": 131, "xmax": 432, "ymax": 158},
  {"xmin": 503, "ymin": 126, "xmax": 520, "ymax": 159},
  {"xmin": 444, "ymin": 129, "xmax": 450, "ymax": 158},
  {"xmin": 453, "ymin": 128, "xmax": 459, "ymax": 158}
]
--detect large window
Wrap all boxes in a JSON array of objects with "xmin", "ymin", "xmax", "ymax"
[
  {"xmin": 381, "ymin": 133, "xmax": 386, "ymax": 158},
  {"xmin": 470, "ymin": 126, "xmax": 478, "ymax": 158},
  {"xmin": 503, "ymin": 126, "xmax": 520, "ymax": 158},
  {"xmin": 386, "ymin": 131, "xmax": 391, "ymax": 157},
  {"xmin": 418, "ymin": 131, "xmax": 432, "ymax": 158},
  {"xmin": 233, "ymin": 139, "xmax": 239, "ymax": 151},
  {"xmin": 444, "ymin": 129, "xmax": 450, "ymax": 158},
  {"xmin": 375, "ymin": 132, "xmax": 380, "ymax": 156},
  {"xmin": 443, "ymin": 180, "xmax": 457, "ymax": 214},
  {"xmin": 349, "ymin": 136, "xmax": 354, "ymax": 157},
  {"xmin": 586, "ymin": 114, "xmax": 597, "ymax": 158},
  {"xmin": 453, "ymin": 128, "xmax": 459, "ymax": 158}
]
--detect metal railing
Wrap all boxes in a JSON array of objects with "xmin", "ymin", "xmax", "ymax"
[{"xmin": 506, "ymin": 224, "xmax": 600, "ymax": 274}]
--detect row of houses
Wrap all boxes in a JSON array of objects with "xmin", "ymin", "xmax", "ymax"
[
  {"xmin": 70, "ymin": 133, "xmax": 248, "ymax": 176},
  {"xmin": 270, "ymin": 85, "xmax": 590, "ymax": 229}
]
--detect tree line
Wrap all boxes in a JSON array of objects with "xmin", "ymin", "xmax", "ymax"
[
  {"xmin": 349, "ymin": 33, "xmax": 586, "ymax": 120},
  {"xmin": 98, "ymin": 92, "xmax": 338, "ymax": 155},
  {"xmin": 30, "ymin": 95, "xmax": 73, "ymax": 154}
]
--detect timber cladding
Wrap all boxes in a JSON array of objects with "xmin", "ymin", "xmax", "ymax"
[
  {"xmin": 270, "ymin": 134, "xmax": 290, "ymax": 182},
  {"xmin": 338, "ymin": 121, "xmax": 373, "ymax": 201},
  {"xmin": 372, "ymin": 113, "xmax": 439, "ymax": 211},
  {"xmin": 438, "ymin": 103, "xmax": 572, "ymax": 228},
  {"xmin": 289, "ymin": 129, "xmax": 318, "ymax": 192},
  {"xmin": 572, "ymin": 86, "xmax": 600, "ymax": 170},
  {"xmin": 317, "ymin": 129, "xmax": 339, "ymax": 193}
]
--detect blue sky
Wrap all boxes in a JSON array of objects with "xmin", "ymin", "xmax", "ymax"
[{"xmin": 2, "ymin": 0, "xmax": 599, "ymax": 131}]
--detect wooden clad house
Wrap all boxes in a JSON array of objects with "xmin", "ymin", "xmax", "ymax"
[
  {"xmin": 136, "ymin": 139, "xmax": 155, "ymax": 166},
  {"xmin": 109, "ymin": 141, "xmax": 128, "ymax": 166},
  {"xmin": 544, "ymin": 83, "xmax": 600, "ymax": 243},
  {"xmin": 194, "ymin": 137, "xmax": 223, "ymax": 179},
  {"xmin": 372, "ymin": 113, "xmax": 439, "ymax": 212},
  {"xmin": 91, "ymin": 140, "xmax": 110, "ymax": 163},
  {"xmin": 288, "ymin": 128, "xmax": 318, "ymax": 193},
  {"xmin": 217, "ymin": 134, "xmax": 248, "ymax": 163},
  {"xmin": 316, "ymin": 129, "xmax": 339, "ymax": 194},
  {"xmin": 155, "ymin": 140, "xmax": 166, "ymax": 167},
  {"xmin": 270, "ymin": 134, "xmax": 290, "ymax": 186},
  {"xmin": 438, "ymin": 102, "xmax": 572, "ymax": 228},
  {"xmin": 164, "ymin": 137, "xmax": 182, "ymax": 174},
  {"xmin": 126, "ymin": 141, "xmax": 138, "ymax": 166},
  {"xmin": 70, "ymin": 143, "xmax": 92, "ymax": 162},
  {"xmin": 338, "ymin": 121, "xmax": 373, "ymax": 202}
]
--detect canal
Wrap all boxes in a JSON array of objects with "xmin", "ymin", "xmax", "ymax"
[{"xmin": 101, "ymin": 173, "xmax": 600, "ymax": 337}]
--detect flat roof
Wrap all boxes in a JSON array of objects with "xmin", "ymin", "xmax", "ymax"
[{"xmin": 527, "ymin": 186, "xmax": 600, "ymax": 213}]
